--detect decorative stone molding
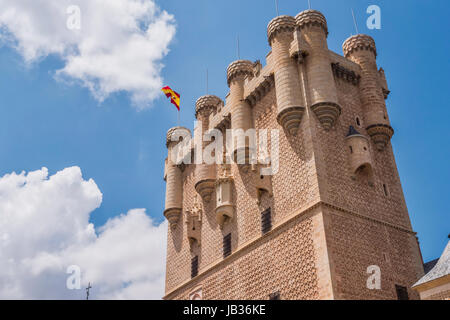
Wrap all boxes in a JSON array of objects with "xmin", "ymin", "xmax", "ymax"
[
  {"xmin": 345, "ymin": 126, "xmax": 374, "ymax": 183},
  {"xmin": 253, "ymin": 60, "xmax": 262, "ymax": 77},
  {"xmin": 291, "ymin": 50, "xmax": 308, "ymax": 64},
  {"xmin": 366, "ymin": 124, "xmax": 394, "ymax": 151},
  {"xmin": 164, "ymin": 207, "xmax": 182, "ymax": 230},
  {"xmin": 226, "ymin": 60, "xmax": 254, "ymax": 86},
  {"xmin": 331, "ymin": 62, "xmax": 361, "ymax": 85},
  {"xmin": 245, "ymin": 74, "xmax": 274, "ymax": 107},
  {"xmin": 195, "ymin": 178, "xmax": 215, "ymax": 203},
  {"xmin": 310, "ymin": 102, "xmax": 341, "ymax": 131},
  {"xmin": 276, "ymin": 106, "xmax": 306, "ymax": 136},
  {"xmin": 295, "ymin": 9, "xmax": 328, "ymax": 36},
  {"xmin": 186, "ymin": 195, "xmax": 202, "ymax": 246},
  {"xmin": 343, "ymin": 34, "xmax": 377, "ymax": 58},
  {"xmin": 267, "ymin": 15, "xmax": 296, "ymax": 45},
  {"xmin": 215, "ymin": 164, "xmax": 234, "ymax": 229},
  {"xmin": 214, "ymin": 113, "xmax": 231, "ymax": 133}
]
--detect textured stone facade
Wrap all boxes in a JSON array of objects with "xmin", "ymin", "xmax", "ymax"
[{"xmin": 162, "ymin": 9, "xmax": 424, "ymax": 300}]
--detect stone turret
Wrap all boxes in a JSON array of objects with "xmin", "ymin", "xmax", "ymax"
[
  {"xmin": 267, "ymin": 15, "xmax": 305, "ymax": 135},
  {"xmin": 215, "ymin": 163, "xmax": 234, "ymax": 229},
  {"xmin": 227, "ymin": 60, "xmax": 255, "ymax": 164},
  {"xmin": 164, "ymin": 126, "xmax": 190, "ymax": 229},
  {"xmin": 343, "ymin": 34, "xmax": 394, "ymax": 150},
  {"xmin": 295, "ymin": 9, "xmax": 341, "ymax": 130},
  {"xmin": 345, "ymin": 126, "xmax": 373, "ymax": 181},
  {"xmin": 194, "ymin": 95, "xmax": 222, "ymax": 202}
]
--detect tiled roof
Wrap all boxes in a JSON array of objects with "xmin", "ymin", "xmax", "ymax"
[
  {"xmin": 414, "ymin": 241, "xmax": 450, "ymax": 287},
  {"xmin": 346, "ymin": 125, "xmax": 360, "ymax": 137},
  {"xmin": 423, "ymin": 259, "xmax": 439, "ymax": 274}
]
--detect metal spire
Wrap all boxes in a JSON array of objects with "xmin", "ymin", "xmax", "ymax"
[{"xmin": 86, "ymin": 282, "xmax": 92, "ymax": 300}]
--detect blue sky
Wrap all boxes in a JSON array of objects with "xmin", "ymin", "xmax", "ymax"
[{"xmin": 0, "ymin": 0, "xmax": 448, "ymax": 265}]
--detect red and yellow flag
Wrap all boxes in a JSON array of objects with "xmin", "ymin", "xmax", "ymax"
[{"xmin": 161, "ymin": 86, "xmax": 180, "ymax": 111}]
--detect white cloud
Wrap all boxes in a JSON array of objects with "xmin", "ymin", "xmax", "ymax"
[
  {"xmin": 0, "ymin": 0, "xmax": 176, "ymax": 108},
  {"xmin": 0, "ymin": 167, "xmax": 167, "ymax": 299}
]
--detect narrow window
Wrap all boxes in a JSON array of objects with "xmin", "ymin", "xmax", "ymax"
[
  {"xmin": 223, "ymin": 233, "xmax": 232, "ymax": 258},
  {"xmin": 395, "ymin": 285, "xmax": 409, "ymax": 300},
  {"xmin": 269, "ymin": 292, "xmax": 281, "ymax": 300},
  {"xmin": 383, "ymin": 183, "xmax": 389, "ymax": 197},
  {"xmin": 349, "ymin": 146, "xmax": 353, "ymax": 154},
  {"xmin": 261, "ymin": 208, "xmax": 272, "ymax": 235},
  {"xmin": 191, "ymin": 256, "xmax": 199, "ymax": 278},
  {"xmin": 356, "ymin": 116, "xmax": 361, "ymax": 127}
]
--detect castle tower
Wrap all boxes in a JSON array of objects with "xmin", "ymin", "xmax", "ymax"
[
  {"xmin": 164, "ymin": 126, "xmax": 190, "ymax": 230},
  {"xmin": 267, "ymin": 15, "xmax": 305, "ymax": 135},
  {"xmin": 227, "ymin": 60, "xmax": 255, "ymax": 164},
  {"xmin": 343, "ymin": 34, "xmax": 394, "ymax": 150},
  {"xmin": 163, "ymin": 9, "xmax": 424, "ymax": 300},
  {"xmin": 194, "ymin": 95, "xmax": 222, "ymax": 202},
  {"xmin": 295, "ymin": 10, "xmax": 341, "ymax": 130}
]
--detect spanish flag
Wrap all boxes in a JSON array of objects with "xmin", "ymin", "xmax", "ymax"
[{"xmin": 161, "ymin": 86, "xmax": 180, "ymax": 111}]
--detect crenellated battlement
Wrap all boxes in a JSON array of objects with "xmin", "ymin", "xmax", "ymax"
[
  {"xmin": 226, "ymin": 60, "xmax": 254, "ymax": 86},
  {"xmin": 295, "ymin": 9, "xmax": 328, "ymax": 36},
  {"xmin": 343, "ymin": 34, "xmax": 377, "ymax": 58},
  {"xmin": 166, "ymin": 126, "xmax": 191, "ymax": 148},
  {"xmin": 195, "ymin": 95, "xmax": 223, "ymax": 118},
  {"xmin": 267, "ymin": 15, "xmax": 296, "ymax": 45}
]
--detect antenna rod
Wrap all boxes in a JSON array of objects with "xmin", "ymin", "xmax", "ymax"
[
  {"xmin": 308, "ymin": 0, "xmax": 311, "ymax": 9},
  {"xmin": 351, "ymin": 8, "xmax": 359, "ymax": 34},
  {"xmin": 275, "ymin": 0, "xmax": 279, "ymax": 16},
  {"xmin": 206, "ymin": 68, "xmax": 209, "ymax": 94},
  {"xmin": 237, "ymin": 36, "xmax": 240, "ymax": 60}
]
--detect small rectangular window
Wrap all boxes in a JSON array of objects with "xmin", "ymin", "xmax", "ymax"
[
  {"xmin": 191, "ymin": 256, "xmax": 198, "ymax": 278},
  {"xmin": 395, "ymin": 285, "xmax": 409, "ymax": 300},
  {"xmin": 261, "ymin": 208, "xmax": 272, "ymax": 235},
  {"xmin": 269, "ymin": 292, "xmax": 280, "ymax": 300},
  {"xmin": 383, "ymin": 183, "xmax": 389, "ymax": 197},
  {"xmin": 223, "ymin": 233, "xmax": 232, "ymax": 258}
]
